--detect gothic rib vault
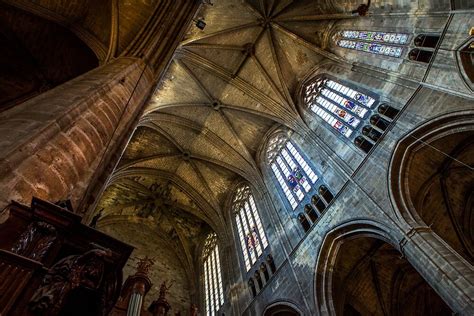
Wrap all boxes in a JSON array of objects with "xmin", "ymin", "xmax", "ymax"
[
  {"xmin": 93, "ymin": 0, "xmax": 361, "ymax": 306},
  {"xmin": 2, "ymin": 0, "xmax": 165, "ymax": 63}
]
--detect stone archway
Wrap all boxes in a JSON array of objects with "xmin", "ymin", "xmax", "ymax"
[
  {"xmin": 263, "ymin": 301, "xmax": 302, "ymax": 316},
  {"xmin": 389, "ymin": 112, "xmax": 474, "ymax": 264},
  {"xmin": 314, "ymin": 222, "xmax": 453, "ymax": 316}
]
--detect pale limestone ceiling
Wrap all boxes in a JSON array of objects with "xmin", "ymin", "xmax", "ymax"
[{"xmin": 98, "ymin": 0, "xmax": 357, "ymax": 244}]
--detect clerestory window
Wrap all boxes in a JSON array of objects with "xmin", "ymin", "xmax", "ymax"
[
  {"xmin": 266, "ymin": 135, "xmax": 318, "ymax": 209},
  {"xmin": 337, "ymin": 30, "xmax": 409, "ymax": 58},
  {"xmin": 203, "ymin": 233, "xmax": 224, "ymax": 316},
  {"xmin": 233, "ymin": 184, "xmax": 269, "ymax": 271}
]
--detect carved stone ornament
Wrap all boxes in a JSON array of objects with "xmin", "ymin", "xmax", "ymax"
[
  {"xmin": 11, "ymin": 221, "xmax": 57, "ymax": 261},
  {"xmin": 29, "ymin": 248, "xmax": 113, "ymax": 315}
]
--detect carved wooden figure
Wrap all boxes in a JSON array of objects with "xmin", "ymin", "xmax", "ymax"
[
  {"xmin": 29, "ymin": 248, "xmax": 112, "ymax": 315},
  {"xmin": 11, "ymin": 221, "xmax": 57, "ymax": 261}
]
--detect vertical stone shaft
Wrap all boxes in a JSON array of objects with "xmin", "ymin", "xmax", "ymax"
[
  {"xmin": 402, "ymin": 228, "xmax": 474, "ymax": 315},
  {"xmin": 0, "ymin": 0, "xmax": 201, "ymax": 212},
  {"xmin": 80, "ymin": 0, "xmax": 201, "ymax": 217},
  {"xmin": 0, "ymin": 57, "xmax": 153, "ymax": 210}
]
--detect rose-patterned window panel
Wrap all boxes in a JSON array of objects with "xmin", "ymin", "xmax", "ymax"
[
  {"xmin": 233, "ymin": 184, "xmax": 269, "ymax": 271},
  {"xmin": 203, "ymin": 233, "xmax": 224, "ymax": 316},
  {"xmin": 304, "ymin": 77, "xmax": 378, "ymax": 139},
  {"xmin": 337, "ymin": 30, "xmax": 409, "ymax": 57},
  {"xmin": 267, "ymin": 135, "xmax": 319, "ymax": 210}
]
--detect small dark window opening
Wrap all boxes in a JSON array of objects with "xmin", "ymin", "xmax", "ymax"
[
  {"xmin": 311, "ymin": 195, "xmax": 326, "ymax": 212},
  {"xmin": 248, "ymin": 279, "xmax": 257, "ymax": 297},
  {"xmin": 378, "ymin": 104, "xmax": 399, "ymax": 119},
  {"xmin": 254, "ymin": 270, "xmax": 263, "ymax": 289},
  {"xmin": 319, "ymin": 186, "xmax": 334, "ymax": 204},
  {"xmin": 370, "ymin": 114, "xmax": 390, "ymax": 131},
  {"xmin": 460, "ymin": 41, "xmax": 474, "ymax": 83},
  {"xmin": 298, "ymin": 213, "xmax": 311, "ymax": 232},
  {"xmin": 414, "ymin": 34, "xmax": 440, "ymax": 48},
  {"xmin": 354, "ymin": 136, "xmax": 374, "ymax": 153},
  {"xmin": 260, "ymin": 263, "xmax": 270, "ymax": 282},
  {"xmin": 362, "ymin": 125, "xmax": 382, "ymax": 142},
  {"xmin": 304, "ymin": 204, "xmax": 319, "ymax": 222},
  {"xmin": 266, "ymin": 254, "xmax": 276, "ymax": 273},
  {"xmin": 409, "ymin": 48, "xmax": 433, "ymax": 63}
]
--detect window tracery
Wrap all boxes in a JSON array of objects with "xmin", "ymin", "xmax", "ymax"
[
  {"xmin": 337, "ymin": 30, "xmax": 409, "ymax": 57},
  {"xmin": 203, "ymin": 233, "xmax": 224, "ymax": 316},
  {"xmin": 266, "ymin": 136, "xmax": 318, "ymax": 209},
  {"xmin": 304, "ymin": 77, "xmax": 376, "ymax": 138},
  {"xmin": 233, "ymin": 184, "xmax": 268, "ymax": 271},
  {"xmin": 304, "ymin": 75, "xmax": 399, "ymax": 153}
]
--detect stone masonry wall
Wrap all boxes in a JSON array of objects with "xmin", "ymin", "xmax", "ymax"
[{"xmin": 229, "ymin": 7, "xmax": 474, "ymax": 316}]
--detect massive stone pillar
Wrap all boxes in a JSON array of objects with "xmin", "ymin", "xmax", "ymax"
[
  {"xmin": 0, "ymin": 0, "xmax": 201, "ymax": 213},
  {"xmin": 400, "ymin": 227, "xmax": 474, "ymax": 315},
  {"xmin": 0, "ymin": 57, "xmax": 153, "ymax": 211}
]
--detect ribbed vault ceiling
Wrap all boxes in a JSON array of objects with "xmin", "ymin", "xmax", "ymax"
[
  {"xmin": 97, "ymin": 0, "xmax": 356, "ymax": 250},
  {"xmin": 4, "ymin": 0, "xmax": 162, "ymax": 61}
]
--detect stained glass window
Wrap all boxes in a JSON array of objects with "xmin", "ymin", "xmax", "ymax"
[
  {"xmin": 266, "ymin": 135, "xmax": 318, "ymax": 210},
  {"xmin": 233, "ymin": 184, "xmax": 269, "ymax": 271},
  {"xmin": 304, "ymin": 77, "xmax": 377, "ymax": 138},
  {"xmin": 337, "ymin": 30, "xmax": 409, "ymax": 58},
  {"xmin": 203, "ymin": 233, "xmax": 224, "ymax": 316}
]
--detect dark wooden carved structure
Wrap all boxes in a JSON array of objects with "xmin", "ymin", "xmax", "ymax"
[{"xmin": 0, "ymin": 197, "xmax": 133, "ymax": 316}]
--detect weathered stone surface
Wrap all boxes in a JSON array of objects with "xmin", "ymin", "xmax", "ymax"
[{"xmin": 0, "ymin": 57, "xmax": 154, "ymax": 210}]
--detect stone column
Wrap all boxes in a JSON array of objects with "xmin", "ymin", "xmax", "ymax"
[
  {"xmin": 0, "ymin": 0, "xmax": 202, "ymax": 213},
  {"xmin": 400, "ymin": 227, "xmax": 474, "ymax": 315},
  {"xmin": 0, "ymin": 57, "xmax": 154, "ymax": 211}
]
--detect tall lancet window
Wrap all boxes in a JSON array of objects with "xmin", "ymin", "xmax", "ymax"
[
  {"xmin": 304, "ymin": 76, "xmax": 377, "ymax": 138},
  {"xmin": 203, "ymin": 233, "xmax": 224, "ymax": 316},
  {"xmin": 337, "ymin": 30, "xmax": 409, "ymax": 57},
  {"xmin": 267, "ymin": 134, "xmax": 319, "ymax": 210},
  {"xmin": 233, "ymin": 184, "xmax": 269, "ymax": 271}
]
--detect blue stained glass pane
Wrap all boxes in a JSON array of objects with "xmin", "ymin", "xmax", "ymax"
[
  {"xmin": 246, "ymin": 226, "xmax": 258, "ymax": 253},
  {"xmin": 341, "ymin": 30, "xmax": 409, "ymax": 44},
  {"xmin": 287, "ymin": 167, "xmax": 306, "ymax": 193},
  {"xmin": 354, "ymin": 93, "xmax": 369, "ymax": 105},
  {"xmin": 333, "ymin": 120, "xmax": 351, "ymax": 135},
  {"xmin": 338, "ymin": 40, "xmax": 403, "ymax": 58}
]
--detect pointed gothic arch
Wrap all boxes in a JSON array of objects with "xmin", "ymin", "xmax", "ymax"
[
  {"xmin": 263, "ymin": 301, "xmax": 303, "ymax": 316},
  {"xmin": 314, "ymin": 221, "xmax": 453, "ymax": 316},
  {"xmin": 389, "ymin": 111, "xmax": 474, "ymax": 264},
  {"xmin": 231, "ymin": 183, "xmax": 269, "ymax": 272},
  {"xmin": 201, "ymin": 232, "xmax": 225, "ymax": 316},
  {"xmin": 258, "ymin": 127, "xmax": 321, "ymax": 211}
]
